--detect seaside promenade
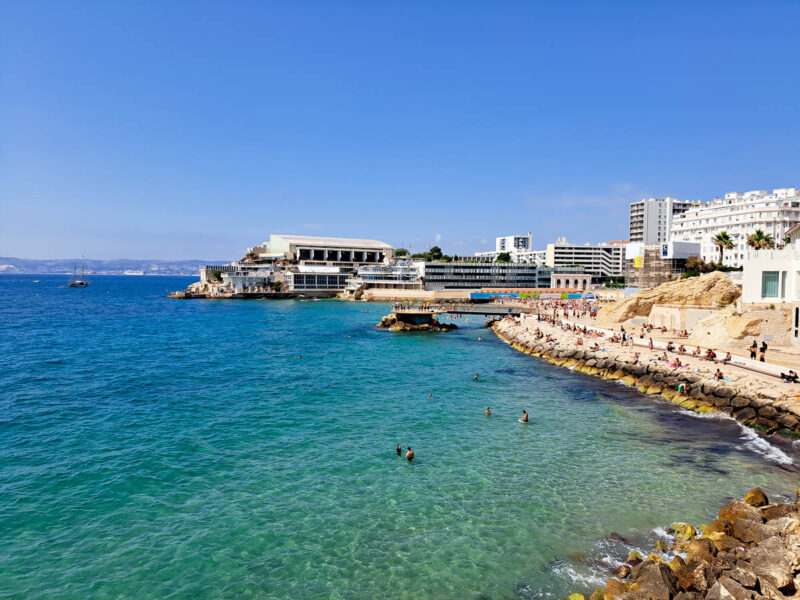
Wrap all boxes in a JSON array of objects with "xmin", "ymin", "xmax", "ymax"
[{"xmin": 492, "ymin": 303, "xmax": 800, "ymax": 436}]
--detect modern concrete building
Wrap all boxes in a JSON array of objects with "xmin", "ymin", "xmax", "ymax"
[
  {"xmin": 473, "ymin": 233, "xmax": 542, "ymax": 264},
  {"xmin": 544, "ymin": 238, "xmax": 626, "ymax": 278},
  {"xmin": 251, "ymin": 234, "xmax": 393, "ymax": 267},
  {"xmin": 741, "ymin": 222, "xmax": 800, "ymax": 344},
  {"xmin": 670, "ymin": 188, "xmax": 800, "ymax": 268},
  {"xmin": 200, "ymin": 234, "xmax": 394, "ymax": 295},
  {"xmin": 496, "ymin": 233, "xmax": 532, "ymax": 253},
  {"xmin": 421, "ymin": 262, "xmax": 553, "ymax": 290},
  {"xmin": 629, "ymin": 197, "xmax": 696, "ymax": 244}
]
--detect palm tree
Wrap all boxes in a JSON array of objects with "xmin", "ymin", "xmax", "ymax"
[
  {"xmin": 712, "ymin": 231, "xmax": 734, "ymax": 265},
  {"xmin": 745, "ymin": 229, "xmax": 775, "ymax": 250}
]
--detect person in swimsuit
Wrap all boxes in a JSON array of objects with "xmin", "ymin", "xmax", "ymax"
[
  {"xmin": 397, "ymin": 444, "xmax": 402, "ymax": 456},
  {"xmin": 473, "ymin": 373, "xmax": 479, "ymax": 380},
  {"xmin": 485, "ymin": 407, "xmax": 492, "ymax": 415},
  {"xmin": 521, "ymin": 410, "xmax": 529, "ymax": 423},
  {"xmin": 406, "ymin": 447, "xmax": 414, "ymax": 461}
]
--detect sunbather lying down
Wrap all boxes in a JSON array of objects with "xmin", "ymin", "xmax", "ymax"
[{"xmin": 782, "ymin": 370, "xmax": 799, "ymax": 383}]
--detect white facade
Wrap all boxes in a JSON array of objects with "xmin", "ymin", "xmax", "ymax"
[
  {"xmin": 670, "ymin": 188, "xmax": 800, "ymax": 268},
  {"xmin": 474, "ymin": 248, "xmax": 545, "ymax": 264},
  {"xmin": 544, "ymin": 238, "xmax": 626, "ymax": 277},
  {"xmin": 741, "ymin": 223, "xmax": 800, "ymax": 345},
  {"xmin": 629, "ymin": 197, "xmax": 696, "ymax": 245},
  {"xmin": 496, "ymin": 233, "xmax": 532, "ymax": 253}
]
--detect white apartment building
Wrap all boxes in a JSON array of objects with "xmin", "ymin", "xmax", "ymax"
[
  {"xmin": 474, "ymin": 233, "xmax": 544, "ymax": 263},
  {"xmin": 496, "ymin": 233, "xmax": 532, "ymax": 253},
  {"xmin": 544, "ymin": 237, "xmax": 626, "ymax": 278},
  {"xmin": 629, "ymin": 197, "xmax": 696, "ymax": 244},
  {"xmin": 670, "ymin": 188, "xmax": 800, "ymax": 268},
  {"xmin": 741, "ymin": 222, "xmax": 800, "ymax": 345}
]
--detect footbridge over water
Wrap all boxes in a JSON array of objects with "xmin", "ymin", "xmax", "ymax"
[{"xmin": 391, "ymin": 303, "xmax": 540, "ymax": 319}]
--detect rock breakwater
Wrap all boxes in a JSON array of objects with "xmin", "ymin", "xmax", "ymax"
[
  {"xmin": 492, "ymin": 319, "xmax": 800, "ymax": 438},
  {"xmin": 377, "ymin": 313, "xmax": 458, "ymax": 332},
  {"xmin": 572, "ymin": 488, "xmax": 800, "ymax": 600}
]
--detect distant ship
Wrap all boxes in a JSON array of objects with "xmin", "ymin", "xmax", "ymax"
[
  {"xmin": 123, "ymin": 270, "xmax": 145, "ymax": 276},
  {"xmin": 68, "ymin": 258, "xmax": 89, "ymax": 287}
]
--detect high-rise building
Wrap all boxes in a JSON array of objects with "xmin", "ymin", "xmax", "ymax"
[
  {"xmin": 670, "ymin": 188, "xmax": 800, "ymax": 268},
  {"xmin": 629, "ymin": 197, "xmax": 696, "ymax": 244}
]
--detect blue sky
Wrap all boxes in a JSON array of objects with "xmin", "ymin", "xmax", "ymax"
[{"xmin": 2, "ymin": 1, "xmax": 799, "ymax": 260}]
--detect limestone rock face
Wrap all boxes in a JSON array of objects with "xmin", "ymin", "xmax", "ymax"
[{"xmin": 595, "ymin": 272, "xmax": 740, "ymax": 327}]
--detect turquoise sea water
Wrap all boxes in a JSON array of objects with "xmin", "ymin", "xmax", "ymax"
[{"xmin": 2, "ymin": 275, "xmax": 799, "ymax": 600}]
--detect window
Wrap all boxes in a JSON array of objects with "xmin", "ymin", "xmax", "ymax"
[{"xmin": 761, "ymin": 271, "xmax": 779, "ymax": 298}]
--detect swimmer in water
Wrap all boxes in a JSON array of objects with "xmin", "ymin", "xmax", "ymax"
[
  {"xmin": 478, "ymin": 337, "xmax": 482, "ymax": 342},
  {"xmin": 406, "ymin": 447, "xmax": 414, "ymax": 461},
  {"xmin": 396, "ymin": 443, "xmax": 402, "ymax": 456},
  {"xmin": 295, "ymin": 355, "xmax": 302, "ymax": 359},
  {"xmin": 473, "ymin": 373, "xmax": 479, "ymax": 380},
  {"xmin": 485, "ymin": 407, "xmax": 491, "ymax": 415},
  {"xmin": 429, "ymin": 392, "xmax": 434, "ymax": 399},
  {"xmin": 521, "ymin": 410, "xmax": 529, "ymax": 423}
]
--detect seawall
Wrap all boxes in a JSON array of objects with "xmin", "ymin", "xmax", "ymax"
[{"xmin": 492, "ymin": 318, "xmax": 800, "ymax": 438}]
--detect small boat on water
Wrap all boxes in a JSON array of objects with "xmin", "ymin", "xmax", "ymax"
[{"xmin": 68, "ymin": 258, "xmax": 89, "ymax": 287}]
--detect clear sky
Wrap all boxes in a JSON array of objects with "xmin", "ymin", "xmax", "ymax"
[{"xmin": 2, "ymin": 1, "xmax": 799, "ymax": 260}]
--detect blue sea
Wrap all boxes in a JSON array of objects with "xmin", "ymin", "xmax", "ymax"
[{"xmin": 2, "ymin": 275, "xmax": 798, "ymax": 600}]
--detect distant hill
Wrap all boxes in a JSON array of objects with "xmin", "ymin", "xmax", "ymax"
[{"xmin": 0, "ymin": 257, "xmax": 229, "ymax": 276}]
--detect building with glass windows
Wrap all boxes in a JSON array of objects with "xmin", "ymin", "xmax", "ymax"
[{"xmin": 742, "ymin": 222, "xmax": 800, "ymax": 344}]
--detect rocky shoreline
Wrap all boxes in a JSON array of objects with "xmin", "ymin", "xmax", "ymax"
[
  {"xmin": 571, "ymin": 487, "xmax": 800, "ymax": 600},
  {"xmin": 492, "ymin": 319, "xmax": 800, "ymax": 438},
  {"xmin": 376, "ymin": 313, "xmax": 458, "ymax": 332}
]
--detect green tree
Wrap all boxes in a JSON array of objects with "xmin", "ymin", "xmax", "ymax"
[
  {"xmin": 394, "ymin": 248, "xmax": 409, "ymax": 257},
  {"xmin": 496, "ymin": 252, "xmax": 512, "ymax": 263},
  {"xmin": 712, "ymin": 231, "xmax": 734, "ymax": 265},
  {"xmin": 211, "ymin": 269, "xmax": 223, "ymax": 282},
  {"xmin": 270, "ymin": 281, "xmax": 284, "ymax": 292},
  {"xmin": 746, "ymin": 229, "xmax": 774, "ymax": 250},
  {"xmin": 429, "ymin": 245, "xmax": 443, "ymax": 260}
]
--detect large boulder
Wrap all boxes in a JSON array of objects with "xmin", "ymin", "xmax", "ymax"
[
  {"xmin": 595, "ymin": 272, "xmax": 740, "ymax": 327},
  {"xmin": 742, "ymin": 487, "xmax": 769, "ymax": 508},
  {"xmin": 719, "ymin": 500, "xmax": 762, "ymax": 524},
  {"xmin": 632, "ymin": 562, "xmax": 679, "ymax": 600},
  {"xmin": 749, "ymin": 535, "xmax": 792, "ymax": 588}
]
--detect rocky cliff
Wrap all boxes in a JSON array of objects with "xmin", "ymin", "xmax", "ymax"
[{"xmin": 596, "ymin": 273, "xmax": 741, "ymax": 327}]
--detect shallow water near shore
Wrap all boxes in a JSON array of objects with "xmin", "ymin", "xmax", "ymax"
[{"xmin": 2, "ymin": 275, "xmax": 799, "ymax": 600}]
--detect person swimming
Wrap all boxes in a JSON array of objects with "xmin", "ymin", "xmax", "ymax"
[
  {"xmin": 485, "ymin": 407, "xmax": 491, "ymax": 415},
  {"xmin": 396, "ymin": 443, "xmax": 402, "ymax": 456},
  {"xmin": 473, "ymin": 373, "xmax": 479, "ymax": 380},
  {"xmin": 429, "ymin": 392, "xmax": 434, "ymax": 399},
  {"xmin": 406, "ymin": 447, "xmax": 414, "ymax": 461},
  {"xmin": 521, "ymin": 409, "xmax": 529, "ymax": 423}
]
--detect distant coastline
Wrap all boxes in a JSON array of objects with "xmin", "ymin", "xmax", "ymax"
[{"xmin": 0, "ymin": 257, "xmax": 227, "ymax": 277}]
